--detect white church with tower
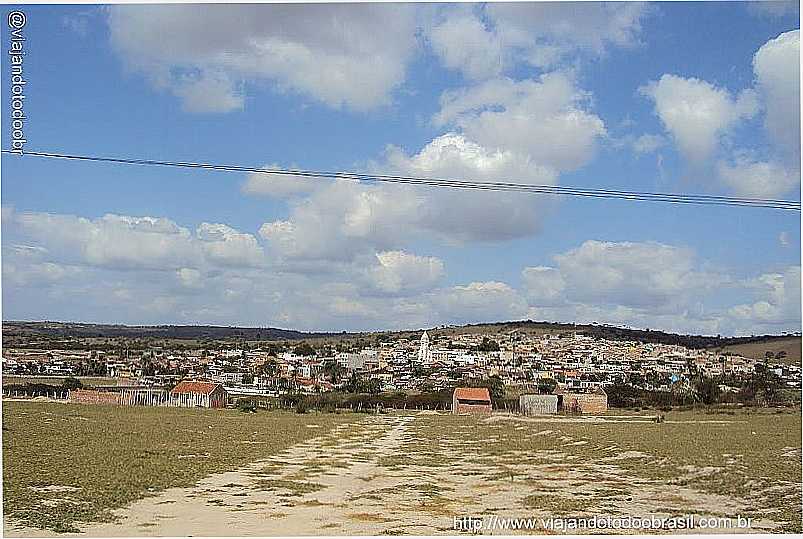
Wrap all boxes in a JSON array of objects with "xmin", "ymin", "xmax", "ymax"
[{"xmin": 417, "ymin": 331, "xmax": 432, "ymax": 365}]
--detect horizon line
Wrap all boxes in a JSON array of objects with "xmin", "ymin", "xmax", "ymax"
[{"xmin": 3, "ymin": 319, "xmax": 800, "ymax": 341}]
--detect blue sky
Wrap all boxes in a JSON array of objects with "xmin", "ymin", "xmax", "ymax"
[{"xmin": 1, "ymin": 2, "xmax": 800, "ymax": 335}]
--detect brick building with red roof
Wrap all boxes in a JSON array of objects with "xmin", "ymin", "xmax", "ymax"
[
  {"xmin": 170, "ymin": 380, "xmax": 228, "ymax": 408},
  {"xmin": 452, "ymin": 387, "xmax": 492, "ymax": 415}
]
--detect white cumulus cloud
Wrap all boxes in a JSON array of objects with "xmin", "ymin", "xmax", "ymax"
[
  {"xmin": 435, "ymin": 74, "xmax": 607, "ymax": 171},
  {"xmin": 258, "ymin": 132, "xmax": 564, "ymax": 262},
  {"xmin": 242, "ymin": 165, "xmax": 321, "ymax": 199},
  {"xmin": 10, "ymin": 211, "xmax": 265, "ymax": 271},
  {"xmin": 728, "ymin": 266, "xmax": 801, "ymax": 331},
  {"xmin": 716, "ymin": 154, "xmax": 798, "ymax": 198},
  {"xmin": 431, "ymin": 281, "xmax": 528, "ymax": 324},
  {"xmin": 640, "ymin": 74, "xmax": 758, "ymax": 164},
  {"xmin": 753, "ymin": 29, "xmax": 801, "ymax": 163},
  {"xmin": 429, "ymin": 7, "xmax": 505, "ymax": 80},
  {"xmin": 108, "ymin": 4, "xmax": 418, "ymax": 112},
  {"xmin": 521, "ymin": 266, "xmax": 566, "ymax": 306},
  {"xmin": 196, "ymin": 222, "xmax": 265, "ymax": 268},
  {"xmin": 365, "ymin": 250, "xmax": 444, "ymax": 295},
  {"xmin": 552, "ymin": 240, "xmax": 721, "ymax": 309},
  {"xmin": 632, "ymin": 133, "xmax": 667, "ymax": 154},
  {"xmin": 256, "ymin": 70, "xmax": 608, "ymax": 261},
  {"xmin": 428, "ymin": 2, "xmax": 651, "ymax": 77}
]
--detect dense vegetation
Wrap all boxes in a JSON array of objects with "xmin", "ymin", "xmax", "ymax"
[
  {"xmin": 606, "ymin": 364, "xmax": 797, "ymax": 409},
  {"xmin": 3, "ymin": 377, "xmax": 83, "ymax": 397}
]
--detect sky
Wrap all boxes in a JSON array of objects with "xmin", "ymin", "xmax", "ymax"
[{"xmin": 1, "ymin": 1, "xmax": 800, "ymax": 336}]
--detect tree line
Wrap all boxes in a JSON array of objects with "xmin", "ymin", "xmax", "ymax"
[{"xmin": 605, "ymin": 363, "xmax": 793, "ymax": 409}]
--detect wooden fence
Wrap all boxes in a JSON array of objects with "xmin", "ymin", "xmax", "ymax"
[{"xmin": 2, "ymin": 388, "xmax": 69, "ymax": 400}]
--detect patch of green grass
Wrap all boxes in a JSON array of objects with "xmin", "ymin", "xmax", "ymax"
[
  {"xmin": 592, "ymin": 487, "xmax": 631, "ymax": 498},
  {"xmin": 522, "ymin": 493, "xmax": 594, "ymax": 515},
  {"xmin": 255, "ymin": 479, "xmax": 326, "ymax": 496},
  {"xmin": 2, "ymin": 401, "xmax": 356, "ymax": 532},
  {"xmin": 377, "ymin": 454, "xmax": 408, "ymax": 468},
  {"xmin": 347, "ymin": 512, "xmax": 391, "ymax": 523}
]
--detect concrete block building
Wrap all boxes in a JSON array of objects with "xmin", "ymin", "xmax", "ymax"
[{"xmin": 519, "ymin": 393, "xmax": 558, "ymax": 415}]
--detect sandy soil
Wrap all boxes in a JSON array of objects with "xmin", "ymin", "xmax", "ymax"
[{"xmin": 4, "ymin": 412, "xmax": 783, "ymax": 536}]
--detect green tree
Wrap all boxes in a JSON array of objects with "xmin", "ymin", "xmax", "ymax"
[
  {"xmin": 61, "ymin": 377, "xmax": 83, "ymax": 391},
  {"xmin": 740, "ymin": 363, "xmax": 782, "ymax": 405},
  {"xmin": 237, "ymin": 397, "xmax": 258, "ymax": 413},
  {"xmin": 464, "ymin": 375, "xmax": 505, "ymax": 403},
  {"xmin": 345, "ymin": 373, "xmax": 381, "ymax": 394},
  {"xmin": 605, "ymin": 383, "xmax": 640, "ymax": 408},
  {"xmin": 693, "ymin": 376, "xmax": 721, "ymax": 405},
  {"xmin": 323, "ymin": 359, "xmax": 345, "ymax": 384},
  {"xmin": 266, "ymin": 342, "xmax": 286, "ymax": 356},
  {"xmin": 140, "ymin": 358, "xmax": 156, "ymax": 377},
  {"xmin": 294, "ymin": 343, "xmax": 316, "ymax": 357},
  {"xmin": 536, "ymin": 377, "xmax": 557, "ymax": 395},
  {"xmin": 627, "ymin": 372, "xmax": 645, "ymax": 387},
  {"xmin": 476, "ymin": 337, "xmax": 500, "ymax": 352},
  {"xmin": 258, "ymin": 359, "xmax": 279, "ymax": 378}
]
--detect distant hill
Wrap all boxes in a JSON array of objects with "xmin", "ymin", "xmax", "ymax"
[
  {"xmin": 1, "ymin": 321, "xmax": 326, "ymax": 341},
  {"xmin": 424, "ymin": 320, "xmax": 801, "ymax": 352},
  {"xmin": 2, "ymin": 319, "xmax": 800, "ymax": 354},
  {"xmin": 715, "ymin": 336, "xmax": 801, "ymax": 365}
]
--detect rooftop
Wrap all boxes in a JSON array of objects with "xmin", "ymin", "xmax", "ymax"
[
  {"xmin": 170, "ymin": 380, "xmax": 222, "ymax": 395},
  {"xmin": 453, "ymin": 387, "xmax": 491, "ymax": 401}
]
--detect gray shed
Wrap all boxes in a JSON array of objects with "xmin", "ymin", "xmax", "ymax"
[{"xmin": 520, "ymin": 394, "xmax": 558, "ymax": 415}]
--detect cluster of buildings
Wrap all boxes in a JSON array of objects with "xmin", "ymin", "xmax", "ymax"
[{"xmin": 3, "ymin": 330, "xmax": 800, "ymax": 401}]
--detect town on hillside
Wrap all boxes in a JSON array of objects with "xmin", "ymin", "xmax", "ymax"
[{"xmin": 3, "ymin": 325, "xmax": 800, "ymax": 412}]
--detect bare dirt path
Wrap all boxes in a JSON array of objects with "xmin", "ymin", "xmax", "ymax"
[
  {"xmin": 5, "ymin": 412, "xmax": 784, "ymax": 536},
  {"xmin": 75, "ymin": 414, "xmax": 425, "ymax": 536}
]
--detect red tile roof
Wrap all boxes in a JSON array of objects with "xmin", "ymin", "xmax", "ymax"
[
  {"xmin": 170, "ymin": 381, "xmax": 222, "ymax": 395},
  {"xmin": 453, "ymin": 387, "xmax": 491, "ymax": 402}
]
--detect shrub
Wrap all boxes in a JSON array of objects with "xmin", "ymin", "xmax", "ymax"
[
  {"xmin": 61, "ymin": 377, "xmax": 83, "ymax": 391},
  {"xmin": 237, "ymin": 398, "xmax": 258, "ymax": 413}
]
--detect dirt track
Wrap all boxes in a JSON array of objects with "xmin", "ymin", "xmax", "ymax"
[{"xmin": 4, "ymin": 412, "xmax": 785, "ymax": 536}]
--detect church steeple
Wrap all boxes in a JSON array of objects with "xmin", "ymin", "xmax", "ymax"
[{"xmin": 418, "ymin": 331, "xmax": 431, "ymax": 364}]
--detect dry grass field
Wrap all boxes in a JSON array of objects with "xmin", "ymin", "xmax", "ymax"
[
  {"xmin": 2, "ymin": 401, "xmax": 355, "ymax": 532},
  {"xmin": 717, "ymin": 336, "xmax": 802, "ymax": 365},
  {"xmin": 3, "ymin": 402, "xmax": 801, "ymax": 535}
]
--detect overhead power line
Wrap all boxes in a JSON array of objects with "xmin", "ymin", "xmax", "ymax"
[{"xmin": 2, "ymin": 149, "xmax": 800, "ymax": 211}]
